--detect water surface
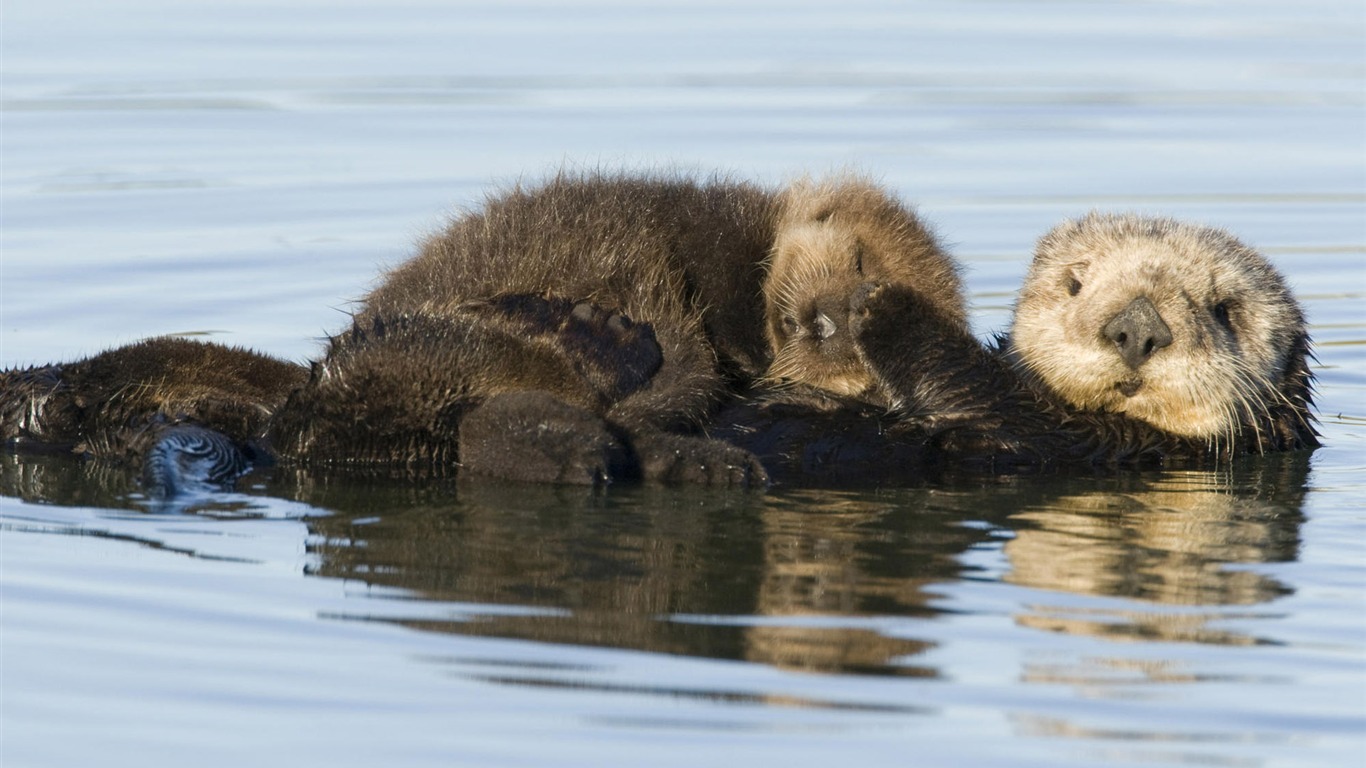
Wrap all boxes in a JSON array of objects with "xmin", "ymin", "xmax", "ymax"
[{"xmin": 2, "ymin": 1, "xmax": 1364, "ymax": 766}]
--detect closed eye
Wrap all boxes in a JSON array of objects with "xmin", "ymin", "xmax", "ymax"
[{"xmin": 1212, "ymin": 301, "xmax": 1233, "ymax": 331}]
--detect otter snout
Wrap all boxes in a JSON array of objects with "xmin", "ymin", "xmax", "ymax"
[{"xmin": 1103, "ymin": 296, "xmax": 1173, "ymax": 370}]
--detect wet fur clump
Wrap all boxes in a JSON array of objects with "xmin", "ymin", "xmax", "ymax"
[{"xmin": 762, "ymin": 175, "xmax": 965, "ymax": 402}]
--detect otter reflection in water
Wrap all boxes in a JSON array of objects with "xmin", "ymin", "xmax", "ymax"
[{"xmin": 0, "ymin": 455, "xmax": 1311, "ymax": 675}]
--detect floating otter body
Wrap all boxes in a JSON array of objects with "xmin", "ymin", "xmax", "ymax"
[
  {"xmin": 718, "ymin": 213, "xmax": 1318, "ymax": 482},
  {"xmin": 271, "ymin": 171, "xmax": 960, "ymax": 485}
]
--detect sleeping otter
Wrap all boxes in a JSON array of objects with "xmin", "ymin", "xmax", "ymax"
[
  {"xmin": 718, "ymin": 213, "xmax": 1318, "ymax": 482},
  {"xmin": 762, "ymin": 175, "xmax": 964, "ymax": 401},
  {"xmin": 273, "ymin": 170, "xmax": 960, "ymax": 485}
]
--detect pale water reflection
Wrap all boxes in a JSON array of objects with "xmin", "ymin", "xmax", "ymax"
[{"xmin": 3, "ymin": 0, "xmax": 1364, "ymax": 766}]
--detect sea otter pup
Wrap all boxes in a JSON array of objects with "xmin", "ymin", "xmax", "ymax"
[
  {"xmin": 273, "ymin": 170, "xmax": 961, "ymax": 485},
  {"xmin": 718, "ymin": 213, "xmax": 1318, "ymax": 481},
  {"xmin": 762, "ymin": 175, "xmax": 965, "ymax": 401}
]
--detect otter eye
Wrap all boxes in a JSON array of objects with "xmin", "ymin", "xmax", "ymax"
[
  {"xmin": 1212, "ymin": 301, "xmax": 1233, "ymax": 331},
  {"xmin": 1067, "ymin": 277, "xmax": 1082, "ymax": 296},
  {"xmin": 781, "ymin": 316, "xmax": 800, "ymax": 338}
]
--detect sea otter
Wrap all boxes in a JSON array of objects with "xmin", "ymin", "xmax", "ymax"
[
  {"xmin": 717, "ymin": 213, "xmax": 1318, "ymax": 482},
  {"xmin": 272, "ymin": 170, "xmax": 960, "ymax": 485},
  {"xmin": 0, "ymin": 294, "xmax": 670, "ymax": 492},
  {"xmin": 762, "ymin": 175, "xmax": 964, "ymax": 401}
]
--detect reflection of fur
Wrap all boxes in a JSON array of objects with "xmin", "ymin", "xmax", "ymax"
[
  {"xmin": 1007, "ymin": 456, "xmax": 1308, "ymax": 649},
  {"xmin": 763, "ymin": 175, "xmax": 964, "ymax": 401}
]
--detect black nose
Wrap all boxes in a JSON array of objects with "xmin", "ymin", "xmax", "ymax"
[{"xmin": 1102, "ymin": 296, "xmax": 1173, "ymax": 370}]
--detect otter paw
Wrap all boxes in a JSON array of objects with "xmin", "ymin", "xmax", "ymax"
[
  {"xmin": 458, "ymin": 391, "xmax": 630, "ymax": 486},
  {"xmin": 847, "ymin": 281, "xmax": 887, "ymax": 338},
  {"xmin": 629, "ymin": 432, "xmax": 769, "ymax": 489}
]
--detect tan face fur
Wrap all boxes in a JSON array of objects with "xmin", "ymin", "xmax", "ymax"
[
  {"xmin": 762, "ymin": 175, "xmax": 966, "ymax": 399},
  {"xmin": 1010, "ymin": 213, "xmax": 1306, "ymax": 442}
]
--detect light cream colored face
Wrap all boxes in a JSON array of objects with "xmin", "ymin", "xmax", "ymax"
[{"xmin": 1010, "ymin": 214, "xmax": 1303, "ymax": 441}]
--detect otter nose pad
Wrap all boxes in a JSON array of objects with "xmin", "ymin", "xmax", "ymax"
[
  {"xmin": 1103, "ymin": 296, "xmax": 1173, "ymax": 370},
  {"xmin": 813, "ymin": 312, "xmax": 837, "ymax": 340}
]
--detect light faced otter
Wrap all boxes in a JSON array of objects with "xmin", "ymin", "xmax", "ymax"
[
  {"xmin": 1008, "ymin": 213, "xmax": 1315, "ymax": 449},
  {"xmin": 717, "ymin": 213, "xmax": 1318, "ymax": 483},
  {"xmin": 762, "ymin": 175, "xmax": 966, "ymax": 401}
]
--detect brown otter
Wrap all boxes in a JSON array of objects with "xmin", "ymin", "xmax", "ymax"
[
  {"xmin": 268, "ymin": 294, "xmax": 679, "ymax": 485},
  {"xmin": 272, "ymin": 171, "xmax": 963, "ymax": 485},
  {"xmin": 717, "ymin": 213, "xmax": 1318, "ymax": 482},
  {"xmin": 762, "ymin": 175, "xmax": 965, "ymax": 401}
]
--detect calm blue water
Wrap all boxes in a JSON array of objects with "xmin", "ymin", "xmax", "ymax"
[{"xmin": 2, "ymin": 2, "xmax": 1364, "ymax": 766}]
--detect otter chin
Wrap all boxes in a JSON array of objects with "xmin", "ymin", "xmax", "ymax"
[
  {"xmin": 762, "ymin": 175, "xmax": 966, "ymax": 402},
  {"xmin": 1008, "ymin": 212, "xmax": 1313, "ymax": 445}
]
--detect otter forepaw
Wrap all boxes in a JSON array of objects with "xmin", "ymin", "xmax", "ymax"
[{"xmin": 847, "ymin": 281, "xmax": 887, "ymax": 338}]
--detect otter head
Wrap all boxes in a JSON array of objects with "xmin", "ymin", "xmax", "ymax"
[
  {"xmin": 762, "ymin": 175, "xmax": 967, "ymax": 400},
  {"xmin": 1009, "ymin": 213, "xmax": 1313, "ymax": 444}
]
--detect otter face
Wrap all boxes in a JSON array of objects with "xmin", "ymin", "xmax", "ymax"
[
  {"xmin": 763, "ymin": 176, "xmax": 966, "ymax": 400},
  {"xmin": 1010, "ymin": 213, "xmax": 1306, "ymax": 442}
]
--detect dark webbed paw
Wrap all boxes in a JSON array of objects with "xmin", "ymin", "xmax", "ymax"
[
  {"xmin": 458, "ymin": 391, "xmax": 630, "ymax": 486},
  {"xmin": 628, "ymin": 432, "xmax": 769, "ymax": 489},
  {"xmin": 459, "ymin": 294, "xmax": 662, "ymax": 401}
]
